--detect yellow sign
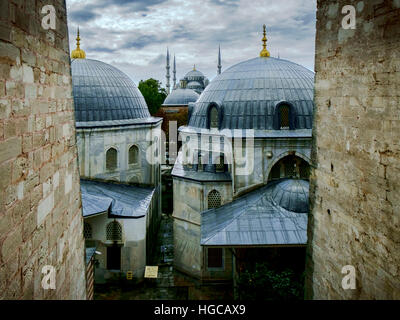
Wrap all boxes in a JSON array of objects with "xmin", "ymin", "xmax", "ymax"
[
  {"xmin": 144, "ymin": 266, "xmax": 158, "ymax": 278},
  {"xmin": 126, "ymin": 271, "xmax": 133, "ymax": 280}
]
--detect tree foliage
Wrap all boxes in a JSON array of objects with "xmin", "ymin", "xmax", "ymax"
[
  {"xmin": 138, "ymin": 78, "xmax": 167, "ymax": 115},
  {"xmin": 237, "ymin": 262, "xmax": 304, "ymax": 300}
]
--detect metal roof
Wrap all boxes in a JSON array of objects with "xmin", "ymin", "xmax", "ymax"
[
  {"xmin": 171, "ymin": 152, "xmax": 232, "ymax": 182},
  {"xmin": 86, "ymin": 247, "xmax": 97, "ymax": 265},
  {"xmin": 71, "ymin": 59, "xmax": 150, "ymax": 123},
  {"xmin": 163, "ymin": 88, "xmax": 199, "ymax": 106},
  {"xmin": 80, "ymin": 179, "xmax": 155, "ymax": 218},
  {"xmin": 189, "ymin": 57, "xmax": 314, "ymax": 130},
  {"xmin": 201, "ymin": 179, "xmax": 309, "ymax": 246}
]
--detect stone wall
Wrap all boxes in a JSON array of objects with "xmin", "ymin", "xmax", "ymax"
[
  {"xmin": 306, "ymin": 0, "xmax": 400, "ymax": 299},
  {"xmin": 0, "ymin": 0, "xmax": 86, "ymax": 299}
]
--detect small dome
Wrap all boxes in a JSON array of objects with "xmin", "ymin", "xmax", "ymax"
[
  {"xmin": 71, "ymin": 59, "xmax": 150, "ymax": 122},
  {"xmin": 185, "ymin": 69, "xmax": 205, "ymax": 80},
  {"xmin": 187, "ymin": 81, "xmax": 202, "ymax": 88},
  {"xmin": 163, "ymin": 88, "xmax": 199, "ymax": 106},
  {"xmin": 188, "ymin": 57, "xmax": 314, "ymax": 130},
  {"xmin": 270, "ymin": 179, "xmax": 309, "ymax": 213}
]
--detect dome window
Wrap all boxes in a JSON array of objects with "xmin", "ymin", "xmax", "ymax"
[
  {"xmin": 106, "ymin": 148, "xmax": 118, "ymax": 171},
  {"xmin": 210, "ymin": 107, "xmax": 219, "ymax": 129},
  {"xmin": 208, "ymin": 190, "xmax": 222, "ymax": 209},
  {"xmin": 280, "ymin": 105, "xmax": 290, "ymax": 129},
  {"xmin": 128, "ymin": 145, "xmax": 139, "ymax": 165}
]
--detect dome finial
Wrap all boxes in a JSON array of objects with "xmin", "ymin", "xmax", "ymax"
[
  {"xmin": 193, "ymin": 64, "xmax": 196, "ymax": 71},
  {"xmin": 71, "ymin": 27, "xmax": 86, "ymax": 59},
  {"xmin": 260, "ymin": 24, "xmax": 270, "ymax": 58}
]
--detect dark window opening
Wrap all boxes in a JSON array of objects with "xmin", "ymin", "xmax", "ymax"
[
  {"xmin": 210, "ymin": 107, "xmax": 219, "ymax": 129},
  {"xmin": 208, "ymin": 248, "xmax": 223, "ymax": 268},
  {"xmin": 208, "ymin": 190, "xmax": 222, "ymax": 209}
]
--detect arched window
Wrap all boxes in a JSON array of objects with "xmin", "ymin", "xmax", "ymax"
[
  {"xmin": 280, "ymin": 104, "xmax": 290, "ymax": 129},
  {"xmin": 128, "ymin": 145, "xmax": 139, "ymax": 165},
  {"xmin": 106, "ymin": 148, "xmax": 118, "ymax": 171},
  {"xmin": 210, "ymin": 107, "xmax": 219, "ymax": 129},
  {"xmin": 208, "ymin": 190, "xmax": 221, "ymax": 209},
  {"xmin": 268, "ymin": 155, "xmax": 310, "ymax": 182},
  {"xmin": 84, "ymin": 222, "xmax": 92, "ymax": 239},
  {"xmin": 106, "ymin": 221, "xmax": 122, "ymax": 241},
  {"xmin": 216, "ymin": 155, "xmax": 225, "ymax": 172}
]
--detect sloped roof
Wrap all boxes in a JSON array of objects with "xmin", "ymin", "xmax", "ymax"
[
  {"xmin": 201, "ymin": 179, "xmax": 308, "ymax": 246},
  {"xmin": 80, "ymin": 179, "xmax": 155, "ymax": 218}
]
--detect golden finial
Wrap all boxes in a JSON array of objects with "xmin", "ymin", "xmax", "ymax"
[
  {"xmin": 260, "ymin": 24, "xmax": 270, "ymax": 58},
  {"xmin": 193, "ymin": 64, "xmax": 196, "ymax": 71},
  {"xmin": 71, "ymin": 27, "xmax": 86, "ymax": 59}
]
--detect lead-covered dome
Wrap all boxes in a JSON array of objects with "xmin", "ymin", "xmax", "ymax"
[
  {"xmin": 188, "ymin": 57, "xmax": 314, "ymax": 130},
  {"xmin": 71, "ymin": 59, "xmax": 150, "ymax": 122},
  {"xmin": 163, "ymin": 88, "xmax": 199, "ymax": 106},
  {"xmin": 270, "ymin": 179, "xmax": 309, "ymax": 213}
]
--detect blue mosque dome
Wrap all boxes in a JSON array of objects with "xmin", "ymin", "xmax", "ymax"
[
  {"xmin": 71, "ymin": 59, "xmax": 150, "ymax": 122},
  {"xmin": 163, "ymin": 88, "xmax": 199, "ymax": 106},
  {"xmin": 188, "ymin": 56, "xmax": 314, "ymax": 130}
]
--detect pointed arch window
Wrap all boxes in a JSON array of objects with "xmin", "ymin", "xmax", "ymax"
[
  {"xmin": 106, "ymin": 148, "xmax": 118, "ymax": 171},
  {"xmin": 216, "ymin": 155, "xmax": 225, "ymax": 172},
  {"xmin": 128, "ymin": 145, "xmax": 139, "ymax": 165},
  {"xmin": 208, "ymin": 190, "xmax": 222, "ymax": 209},
  {"xmin": 106, "ymin": 221, "xmax": 122, "ymax": 241}
]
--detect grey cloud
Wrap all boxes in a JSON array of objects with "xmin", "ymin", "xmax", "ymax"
[{"xmin": 69, "ymin": 9, "xmax": 99, "ymax": 23}]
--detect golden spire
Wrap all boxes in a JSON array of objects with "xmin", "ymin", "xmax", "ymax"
[
  {"xmin": 193, "ymin": 64, "xmax": 196, "ymax": 71},
  {"xmin": 260, "ymin": 24, "xmax": 270, "ymax": 58},
  {"xmin": 71, "ymin": 27, "xmax": 86, "ymax": 59}
]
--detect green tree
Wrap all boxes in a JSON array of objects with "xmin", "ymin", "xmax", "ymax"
[
  {"xmin": 237, "ymin": 262, "xmax": 304, "ymax": 300},
  {"xmin": 138, "ymin": 78, "xmax": 167, "ymax": 115}
]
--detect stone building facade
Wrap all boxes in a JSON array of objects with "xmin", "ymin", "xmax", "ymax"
[
  {"xmin": 306, "ymin": 0, "xmax": 400, "ymax": 299},
  {"xmin": 0, "ymin": 0, "xmax": 86, "ymax": 299}
]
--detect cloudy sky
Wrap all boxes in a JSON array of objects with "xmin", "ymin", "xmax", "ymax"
[{"xmin": 66, "ymin": 0, "xmax": 316, "ymax": 86}]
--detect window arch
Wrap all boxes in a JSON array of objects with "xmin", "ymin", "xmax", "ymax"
[
  {"xmin": 128, "ymin": 145, "xmax": 139, "ymax": 165},
  {"xmin": 208, "ymin": 190, "xmax": 222, "ymax": 209},
  {"xmin": 268, "ymin": 155, "xmax": 310, "ymax": 181},
  {"xmin": 106, "ymin": 221, "xmax": 122, "ymax": 241},
  {"xmin": 84, "ymin": 222, "xmax": 92, "ymax": 239},
  {"xmin": 274, "ymin": 102, "xmax": 295, "ymax": 130},
  {"xmin": 106, "ymin": 148, "xmax": 118, "ymax": 171},
  {"xmin": 210, "ymin": 107, "xmax": 219, "ymax": 129}
]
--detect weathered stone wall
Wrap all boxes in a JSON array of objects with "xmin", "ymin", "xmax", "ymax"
[
  {"xmin": 306, "ymin": 0, "xmax": 400, "ymax": 299},
  {"xmin": 0, "ymin": 0, "xmax": 86, "ymax": 299}
]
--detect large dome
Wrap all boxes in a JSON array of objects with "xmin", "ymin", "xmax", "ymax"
[
  {"xmin": 163, "ymin": 88, "xmax": 199, "ymax": 106},
  {"xmin": 71, "ymin": 59, "xmax": 150, "ymax": 122},
  {"xmin": 188, "ymin": 57, "xmax": 314, "ymax": 130},
  {"xmin": 270, "ymin": 179, "xmax": 309, "ymax": 213}
]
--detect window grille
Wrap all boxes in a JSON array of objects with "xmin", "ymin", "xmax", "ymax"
[
  {"xmin": 216, "ymin": 156, "xmax": 225, "ymax": 172},
  {"xmin": 208, "ymin": 190, "xmax": 222, "ymax": 209},
  {"xmin": 84, "ymin": 222, "xmax": 92, "ymax": 239},
  {"xmin": 280, "ymin": 105, "xmax": 290, "ymax": 129},
  {"xmin": 106, "ymin": 221, "xmax": 122, "ymax": 241}
]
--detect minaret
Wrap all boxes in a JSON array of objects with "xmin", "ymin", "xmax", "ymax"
[
  {"xmin": 71, "ymin": 27, "xmax": 86, "ymax": 59},
  {"xmin": 166, "ymin": 48, "xmax": 171, "ymax": 94},
  {"xmin": 217, "ymin": 45, "xmax": 222, "ymax": 75},
  {"xmin": 173, "ymin": 54, "xmax": 176, "ymax": 90},
  {"xmin": 260, "ymin": 24, "xmax": 270, "ymax": 58}
]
